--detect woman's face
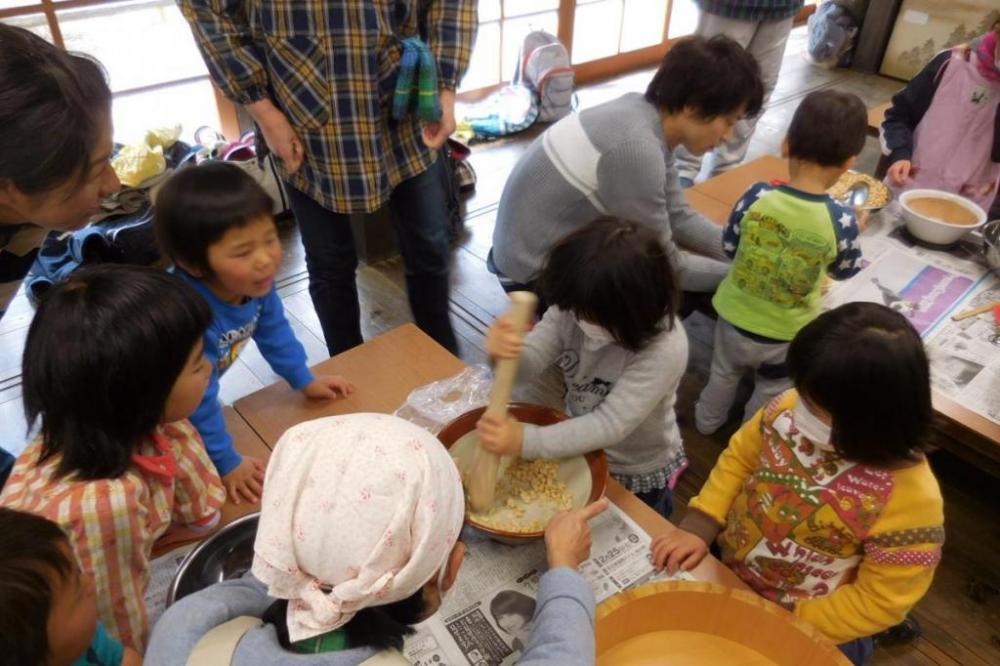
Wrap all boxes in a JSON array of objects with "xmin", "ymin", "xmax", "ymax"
[
  {"xmin": 3, "ymin": 114, "xmax": 118, "ymax": 231},
  {"xmin": 497, "ymin": 612, "xmax": 528, "ymax": 635},
  {"xmin": 679, "ymin": 106, "xmax": 744, "ymax": 156}
]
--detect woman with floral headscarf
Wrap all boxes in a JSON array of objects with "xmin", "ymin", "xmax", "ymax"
[{"xmin": 147, "ymin": 413, "xmax": 607, "ymax": 664}]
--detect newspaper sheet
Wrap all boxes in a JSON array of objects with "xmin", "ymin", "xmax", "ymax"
[
  {"xmin": 402, "ymin": 502, "xmax": 692, "ymax": 666},
  {"xmin": 824, "ymin": 206, "xmax": 1000, "ymax": 425},
  {"xmin": 144, "ymin": 541, "xmax": 198, "ymax": 630}
]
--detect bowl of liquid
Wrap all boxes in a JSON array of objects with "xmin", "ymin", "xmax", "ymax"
[{"xmin": 900, "ymin": 189, "xmax": 987, "ymax": 246}]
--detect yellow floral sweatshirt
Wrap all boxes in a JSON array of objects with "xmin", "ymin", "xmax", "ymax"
[{"xmin": 680, "ymin": 390, "xmax": 944, "ymax": 642}]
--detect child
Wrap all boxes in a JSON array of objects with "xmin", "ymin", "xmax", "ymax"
[
  {"xmin": 882, "ymin": 21, "xmax": 1000, "ymax": 213},
  {"xmin": 147, "ymin": 414, "xmax": 608, "ymax": 665},
  {"xmin": 695, "ymin": 89, "xmax": 867, "ymax": 435},
  {"xmin": 476, "ymin": 217, "xmax": 688, "ymax": 517},
  {"xmin": 653, "ymin": 303, "xmax": 945, "ymax": 664},
  {"xmin": 0, "ymin": 265, "xmax": 226, "ymax": 651},
  {"xmin": 154, "ymin": 163, "xmax": 354, "ymax": 505},
  {"xmin": 0, "ymin": 508, "xmax": 141, "ymax": 666}
]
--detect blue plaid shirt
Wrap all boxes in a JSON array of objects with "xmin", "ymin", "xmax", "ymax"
[
  {"xmin": 695, "ymin": 0, "xmax": 804, "ymax": 21},
  {"xmin": 180, "ymin": 0, "xmax": 477, "ymax": 213}
]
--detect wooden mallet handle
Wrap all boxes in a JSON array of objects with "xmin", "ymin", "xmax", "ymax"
[{"xmin": 468, "ymin": 291, "xmax": 538, "ymax": 512}]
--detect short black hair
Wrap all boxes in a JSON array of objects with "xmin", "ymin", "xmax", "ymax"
[
  {"xmin": 539, "ymin": 218, "xmax": 679, "ymax": 352},
  {"xmin": 155, "ymin": 162, "xmax": 274, "ymax": 275},
  {"xmin": 22, "ymin": 265, "xmax": 212, "ymax": 480},
  {"xmin": 0, "ymin": 24, "xmax": 111, "ymax": 194},
  {"xmin": 0, "ymin": 508, "xmax": 74, "ymax": 666},
  {"xmin": 490, "ymin": 590, "xmax": 536, "ymax": 626},
  {"xmin": 786, "ymin": 90, "xmax": 868, "ymax": 167},
  {"xmin": 646, "ymin": 35, "xmax": 764, "ymax": 119},
  {"xmin": 787, "ymin": 302, "xmax": 932, "ymax": 467}
]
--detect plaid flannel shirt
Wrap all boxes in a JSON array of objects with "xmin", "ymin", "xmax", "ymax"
[
  {"xmin": 179, "ymin": 0, "xmax": 477, "ymax": 213},
  {"xmin": 694, "ymin": 0, "xmax": 804, "ymax": 22},
  {"xmin": 0, "ymin": 420, "xmax": 225, "ymax": 651}
]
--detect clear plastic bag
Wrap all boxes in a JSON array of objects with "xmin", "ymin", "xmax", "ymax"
[{"xmin": 394, "ymin": 365, "xmax": 492, "ymax": 434}]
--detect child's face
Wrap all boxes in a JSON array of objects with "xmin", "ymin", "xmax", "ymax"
[
  {"xmin": 203, "ymin": 215, "xmax": 283, "ymax": 304},
  {"xmin": 161, "ymin": 339, "xmax": 212, "ymax": 423},
  {"xmin": 46, "ymin": 546, "xmax": 98, "ymax": 666}
]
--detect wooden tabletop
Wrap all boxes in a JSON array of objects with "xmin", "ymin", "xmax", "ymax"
[
  {"xmin": 232, "ymin": 322, "xmax": 743, "ymax": 586},
  {"xmin": 688, "ymin": 155, "xmax": 789, "ymax": 208},
  {"xmin": 234, "ymin": 323, "xmax": 466, "ymax": 446}
]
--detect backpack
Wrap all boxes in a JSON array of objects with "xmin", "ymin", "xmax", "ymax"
[{"xmin": 513, "ymin": 30, "xmax": 575, "ymax": 123}]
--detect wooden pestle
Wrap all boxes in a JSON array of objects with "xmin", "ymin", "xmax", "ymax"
[{"xmin": 467, "ymin": 291, "xmax": 538, "ymax": 513}]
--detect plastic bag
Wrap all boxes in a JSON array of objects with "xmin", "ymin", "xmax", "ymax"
[
  {"xmin": 394, "ymin": 365, "xmax": 493, "ymax": 434},
  {"xmin": 111, "ymin": 125, "xmax": 181, "ymax": 188}
]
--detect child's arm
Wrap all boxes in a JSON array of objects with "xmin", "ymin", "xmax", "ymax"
[
  {"xmin": 165, "ymin": 420, "xmax": 227, "ymax": 532},
  {"xmin": 882, "ymin": 50, "xmax": 951, "ymax": 183},
  {"xmin": 651, "ymin": 404, "xmax": 769, "ymax": 572},
  {"xmin": 793, "ymin": 469, "xmax": 945, "ymax": 642},
  {"xmin": 826, "ymin": 202, "xmax": 862, "ymax": 281},
  {"xmin": 722, "ymin": 183, "xmax": 770, "ymax": 259},
  {"xmin": 514, "ymin": 328, "xmax": 685, "ymax": 460},
  {"xmin": 252, "ymin": 288, "xmax": 315, "ymax": 390}
]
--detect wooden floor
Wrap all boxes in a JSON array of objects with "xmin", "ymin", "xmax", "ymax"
[{"xmin": 0, "ymin": 27, "xmax": 996, "ymax": 664}]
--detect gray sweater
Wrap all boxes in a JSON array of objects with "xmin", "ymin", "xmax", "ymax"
[
  {"xmin": 145, "ymin": 569, "xmax": 594, "ymax": 665},
  {"xmin": 492, "ymin": 92, "xmax": 727, "ymax": 287},
  {"xmin": 519, "ymin": 307, "xmax": 688, "ymax": 477}
]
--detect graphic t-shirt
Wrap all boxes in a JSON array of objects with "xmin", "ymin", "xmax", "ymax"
[{"xmin": 712, "ymin": 183, "xmax": 862, "ymax": 341}]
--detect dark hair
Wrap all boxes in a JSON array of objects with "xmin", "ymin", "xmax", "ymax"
[
  {"xmin": 0, "ymin": 24, "xmax": 111, "ymax": 194},
  {"xmin": 539, "ymin": 218, "xmax": 679, "ymax": 352},
  {"xmin": 22, "ymin": 265, "xmax": 212, "ymax": 480},
  {"xmin": 787, "ymin": 302, "xmax": 931, "ymax": 466},
  {"xmin": 264, "ymin": 588, "xmax": 427, "ymax": 652},
  {"xmin": 489, "ymin": 590, "xmax": 536, "ymax": 626},
  {"xmin": 646, "ymin": 35, "xmax": 764, "ymax": 119},
  {"xmin": 786, "ymin": 90, "xmax": 868, "ymax": 167},
  {"xmin": 155, "ymin": 162, "xmax": 275, "ymax": 275},
  {"xmin": 0, "ymin": 508, "xmax": 74, "ymax": 666}
]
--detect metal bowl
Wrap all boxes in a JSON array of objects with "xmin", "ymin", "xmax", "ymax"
[
  {"xmin": 166, "ymin": 512, "xmax": 259, "ymax": 607},
  {"xmin": 983, "ymin": 220, "xmax": 1000, "ymax": 272}
]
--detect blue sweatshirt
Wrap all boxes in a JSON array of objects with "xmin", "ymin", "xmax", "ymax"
[
  {"xmin": 146, "ymin": 569, "xmax": 595, "ymax": 666},
  {"xmin": 181, "ymin": 273, "xmax": 314, "ymax": 476}
]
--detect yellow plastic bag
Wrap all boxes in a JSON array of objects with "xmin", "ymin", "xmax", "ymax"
[{"xmin": 111, "ymin": 125, "xmax": 181, "ymax": 188}]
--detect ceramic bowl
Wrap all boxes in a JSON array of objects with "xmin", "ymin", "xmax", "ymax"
[
  {"xmin": 438, "ymin": 402, "xmax": 609, "ymax": 543},
  {"xmin": 900, "ymin": 189, "xmax": 987, "ymax": 246}
]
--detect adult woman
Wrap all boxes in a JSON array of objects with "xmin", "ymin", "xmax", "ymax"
[
  {"xmin": 147, "ymin": 414, "xmax": 607, "ymax": 664},
  {"xmin": 0, "ymin": 25, "xmax": 119, "ymax": 321},
  {"xmin": 490, "ymin": 35, "xmax": 764, "ymax": 296}
]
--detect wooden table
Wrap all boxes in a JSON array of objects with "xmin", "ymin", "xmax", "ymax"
[
  {"xmin": 685, "ymin": 156, "xmax": 1000, "ymax": 472},
  {"xmin": 234, "ymin": 323, "xmax": 745, "ymax": 587},
  {"xmin": 867, "ymin": 101, "xmax": 890, "ymax": 138}
]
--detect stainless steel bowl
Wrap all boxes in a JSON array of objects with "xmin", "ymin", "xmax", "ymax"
[
  {"xmin": 166, "ymin": 512, "xmax": 259, "ymax": 607},
  {"xmin": 984, "ymin": 220, "xmax": 1000, "ymax": 272}
]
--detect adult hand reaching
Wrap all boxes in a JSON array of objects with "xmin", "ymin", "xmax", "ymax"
[
  {"xmin": 422, "ymin": 89, "xmax": 456, "ymax": 150},
  {"xmin": 544, "ymin": 498, "xmax": 610, "ymax": 569},
  {"xmin": 248, "ymin": 98, "xmax": 305, "ymax": 173}
]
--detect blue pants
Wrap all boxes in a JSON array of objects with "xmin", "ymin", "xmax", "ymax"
[{"xmin": 288, "ymin": 158, "xmax": 457, "ymax": 356}]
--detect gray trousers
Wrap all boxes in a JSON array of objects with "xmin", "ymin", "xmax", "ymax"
[
  {"xmin": 676, "ymin": 13, "xmax": 795, "ymax": 182},
  {"xmin": 695, "ymin": 319, "xmax": 792, "ymax": 435}
]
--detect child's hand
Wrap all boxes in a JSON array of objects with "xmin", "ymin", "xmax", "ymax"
[
  {"xmin": 302, "ymin": 375, "xmax": 355, "ymax": 400},
  {"xmin": 650, "ymin": 529, "xmax": 709, "ymax": 574},
  {"xmin": 485, "ymin": 316, "xmax": 524, "ymax": 361},
  {"xmin": 545, "ymin": 498, "xmax": 610, "ymax": 569},
  {"xmin": 855, "ymin": 208, "xmax": 870, "ymax": 233},
  {"xmin": 122, "ymin": 647, "xmax": 142, "ymax": 666},
  {"xmin": 887, "ymin": 159, "xmax": 911, "ymax": 186},
  {"xmin": 222, "ymin": 456, "xmax": 265, "ymax": 505},
  {"xmin": 476, "ymin": 412, "xmax": 524, "ymax": 456}
]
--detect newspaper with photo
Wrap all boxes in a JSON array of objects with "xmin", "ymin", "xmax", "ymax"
[
  {"xmin": 402, "ymin": 502, "xmax": 692, "ymax": 666},
  {"xmin": 824, "ymin": 205, "xmax": 1000, "ymax": 425}
]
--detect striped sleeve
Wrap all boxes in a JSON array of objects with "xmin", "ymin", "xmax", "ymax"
[
  {"xmin": 178, "ymin": 0, "xmax": 270, "ymax": 105},
  {"xmin": 164, "ymin": 421, "xmax": 226, "ymax": 529},
  {"xmin": 61, "ymin": 478, "xmax": 152, "ymax": 651},
  {"xmin": 423, "ymin": 0, "xmax": 478, "ymax": 90}
]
